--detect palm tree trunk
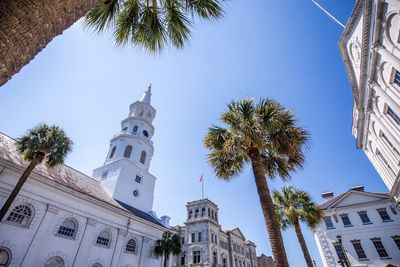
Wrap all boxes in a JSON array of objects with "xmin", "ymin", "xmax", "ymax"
[
  {"xmin": 0, "ymin": 0, "xmax": 101, "ymax": 86},
  {"xmin": 163, "ymin": 253, "xmax": 168, "ymax": 267},
  {"xmin": 0, "ymin": 153, "xmax": 44, "ymax": 220},
  {"xmin": 249, "ymin": 152, "xmax": 289, "ymax": 267},
  {"xmin": 293, "ymin": 220, "xmax": 313, "ymax": 267}
]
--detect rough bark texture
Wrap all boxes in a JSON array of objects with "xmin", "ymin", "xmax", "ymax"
[
  {"xmin": 249, "ymin": 152, "xmax": 289, "ymax": 267},
  {"xmin": 0, "ymin": 0, "xmax": 101, "ymax": 86},
  {"xmin": 0, "ymin": 153, "xmax": 44, "ymax": 220},
  {"xmin": 293, "ymin": 220, "xmax": 314, "ymax": 267}
]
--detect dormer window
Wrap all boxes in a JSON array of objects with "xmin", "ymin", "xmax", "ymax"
[{"xmin": 132, "ymin": 125, "xmax": 138, "ymax": 134}]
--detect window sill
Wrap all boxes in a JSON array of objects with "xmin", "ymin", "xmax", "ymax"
[
  {"xmin": 55, "ymin": 234, "xmax": 75, "ymax": 240},
  {"xmin": 344, "ymin": 225, "xmax": 353, "ymax": 228},
  {"xmin": 326, "ymin": 227, "xmax": 335, "ymax": 230},
  {"xmin": 362, "ymin": 222, "xmax": 373, "ymax": 225},
  {"xmin": 382, "ymin": 219, "xmax": 393, "ymax": 223},
  {"xmin": 95, "ymin": 243, "xmax": 111, "ymax": 249},
  {"xmin": 380, "ymin": 257, "xmax": 392, "ymax": 260},
  {"xmin": 359, "ymin": 258, "xmax": 369, "ymax": 261}
]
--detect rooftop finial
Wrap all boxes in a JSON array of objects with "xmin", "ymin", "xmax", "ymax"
[{"xmin": 140, "ymin": 82, "xmax": 152, "ymax": 104}]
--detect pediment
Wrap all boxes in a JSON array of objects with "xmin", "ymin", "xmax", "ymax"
[
  {"xmin": 329, "ymin": 191, "xmax": 389, "ymax": 209},
  {"xmin": 339, "ymin": 0, "xmax": 373, "ymax": 109},
  {"xmin": 229, "ymin": 227, "xmax": 246, "ymax": 240}
]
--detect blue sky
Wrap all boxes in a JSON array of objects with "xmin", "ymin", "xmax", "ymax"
[{"xmin": 0, "ymin": 0, "xmax": 389, "ymax": 266}]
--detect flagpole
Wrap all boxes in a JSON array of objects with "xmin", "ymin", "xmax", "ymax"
[{"xmin": 202, "ymin": 176, "xmax": 204, "ymax": 199}]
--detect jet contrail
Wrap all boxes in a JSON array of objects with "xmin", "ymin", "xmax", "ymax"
[{"xmin": 310, "ymin": 0, "xmax": 345, "ymax": 28}]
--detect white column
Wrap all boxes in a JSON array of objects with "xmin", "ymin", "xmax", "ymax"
[
  {"xmin": 371, "ymin": 82, "xmax": 400, "ymax": 114},
  {"xmin": 376, "ymin": 45, "xmax": 400, "ymax": 72}
]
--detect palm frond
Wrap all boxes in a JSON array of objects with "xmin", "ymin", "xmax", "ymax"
[
  {"xmin": 165, "ymin": 0, "xmax": 192, "ymax": 48},
  {"xmin": 16, "ymin": 124, "xmax": 73, "ymax": 168},
  {"xmin": 133, "ymin": 4, "xmax": 167, "ymax": 52},
  {"xmin": 115, "ymin": 0, "xmax": 141, "ymax": 45},
  {"xmin": 85, "ymin": 0, "xmax": 121, "ymax": 32},
  {"xmin": 185, "ymin": 0, "xmax": 224, "ymax": 20}
]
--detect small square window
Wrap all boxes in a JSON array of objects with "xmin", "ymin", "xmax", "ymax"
[
  {"xmin": 135, "ymin": 175, "xmax": 142, "ymax": 183},
  {"xmin": 358, "ymin": 211, "xmax": 371, "ymax": 224},
  {"xmin": 340, "ymin": 214, "xmax": 352, "ymax": 227},
  {"xmin": 324, "ymin": 217, "xmax": 334, "ymax": 229},
  {"xmin": 377, "ymin": 208, "xmax": 391, "ymax": 222}
]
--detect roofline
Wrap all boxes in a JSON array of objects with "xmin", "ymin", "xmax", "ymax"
[
  {"xmin": 0, "ymin": 157, "xmax": 169, "ymax": 232},
  {"xmin": 339, "ymin": 0, "xmax": 375, "ymax": 149},
  {"xmin": 319, "ymin": 189, "xmax": 391, "ymax": 210}
]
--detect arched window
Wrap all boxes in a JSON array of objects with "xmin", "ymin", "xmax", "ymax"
[
  {"xmin": 96, "ymin": 230, "xmax": 111, "ymax": 247},
  {"xmin": 109, "ymin": 146, "xmax": 116, "ymax": 158},
  {"xmin": 0, "ymin": 247, "xmax": 11, "ymax": 267},
  {"xmin": 6, "ymin": 205, "xmax": 32, "ymax": 226},
  {"xmin": 92, "ymin": 264, "xmax": 102, "ymax": 267},
  {"xmin": 195, "ymin": 209, "xmax": 199, "ymax": 218},
  {"xmin": 201, "ymin": 207, "xmax": 206, "ymax": 217},
  {"xmin": 140, "ymin": 151, "xmax": 146, "ymax": 164},
  {"xmin": 188, "ymin": 210, "xmax": 193, "ymax": 219},
  {"xmin": 57, "ymin": 218, "xmax": 77, "ymax": 238},
  {"xmin": 124, "ymin": 145, "xmax": 132, "ymax": 158},
  {"xmin": 45, "ymin": 256, "xmax": 65, "ymax": 267},
  {"xmin": 125, "ymin": 239, "xmax": 137, "ymax": 253}
]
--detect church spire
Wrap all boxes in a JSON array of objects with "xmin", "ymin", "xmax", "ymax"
[{"xmin": 140, "ymin": 82, "xmax": 152, "ymax": 104}]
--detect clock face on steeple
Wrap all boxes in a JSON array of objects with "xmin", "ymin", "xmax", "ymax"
[{"xmin": 143, "ymin": 130, "xmax": 149, "ymax": 137}]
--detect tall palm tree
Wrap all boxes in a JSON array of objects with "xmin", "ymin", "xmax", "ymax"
[
  {"xmin": 0, "ymin": 124, "xmax": 72, "ymax": 221},
  {"xmin": 154, "ymin": 231, "xmax": 181, "ymax": 267},
  {"xmin": 0, "ymin": 0, "xmax": 224, "ymax": 86},
  {"xmin": 273, "ymin": 186, "xmax": 322, "ymax": 267},
  {"xmin": 204, "ymin": 98, "xmax": 309, "ymax": 267}
]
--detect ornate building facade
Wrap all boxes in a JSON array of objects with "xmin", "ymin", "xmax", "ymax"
[
  {"xmin": 0, "ymin": 86, "xmax": 170, "ymax": 267},
  {"xmin": 340, "ymin": 0, "xmax": 400, "ymax": 200},
  {"xmin": 313, "ymin": 186, "xmax": 400, "ymax": 267},
  {"xmin": 173, "ymin": 199, "xmax": 258, "ymax": 267}
]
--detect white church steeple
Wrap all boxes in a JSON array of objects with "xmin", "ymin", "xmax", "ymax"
[
  {"xmin": 140, "ymin": 82, "xmax": 152, "ymax": 104},
  {"xmin": 92, "ymin": 84, "xmax": 157, "ymax": 212}
]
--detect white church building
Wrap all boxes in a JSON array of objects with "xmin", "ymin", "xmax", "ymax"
[{"xmin": 0, "ymin": 85, "xmax": 171, "ymax": 267}]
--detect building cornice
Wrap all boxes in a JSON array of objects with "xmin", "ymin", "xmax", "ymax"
[{"xmin": 339, "ymin": 0, "xmax": 375, "ymax": 149}]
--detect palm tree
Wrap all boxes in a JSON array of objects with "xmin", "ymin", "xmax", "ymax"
[
  {"xmin": 272, "ymin": 186, "xmax": 322, "ymax": 267},
  {"xmin": 0, "ymin": 124, "xmax": 72, "ymax": 221},
  {"xmin": 154, "ymin": 231, "xmax": 182, "ymax": 267},
  {"xmin": 0, "ymin": 0, "xmax": 224, "ymax": 86},
  {"xmin": 204, "ymin": 98, "xmax": 309, "ymax": 267}
]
